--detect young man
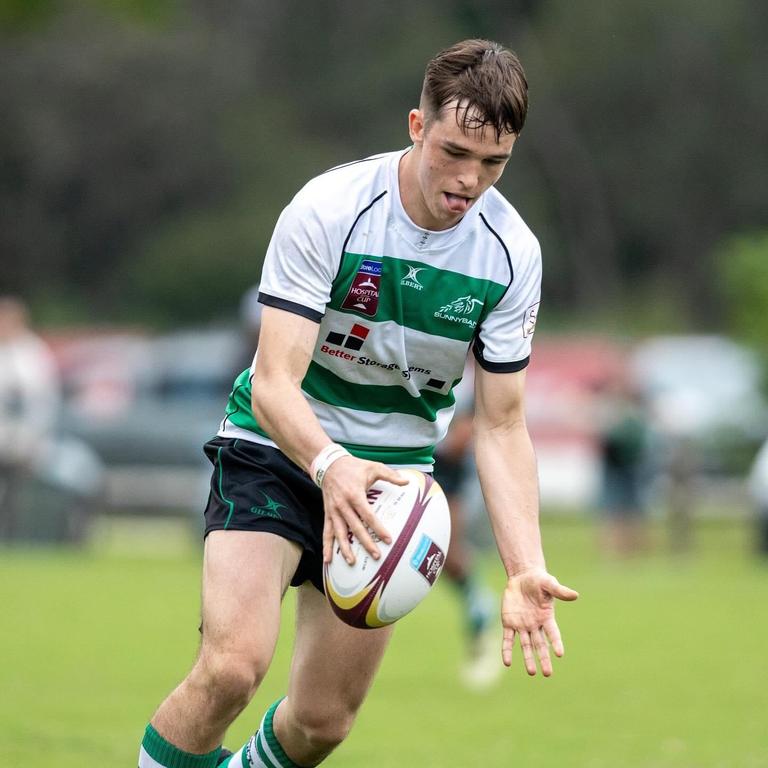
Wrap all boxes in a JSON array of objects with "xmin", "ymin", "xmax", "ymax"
[{"xmin": 139, "ymin": 39, "xmax": 578, "ymax": 768}]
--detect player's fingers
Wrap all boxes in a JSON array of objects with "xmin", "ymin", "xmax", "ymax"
[
  {"xmin": 331, "ymin": 512, "xmax": 355, "ymax": 565},
  {"xmin": 543, "ymin": 618, "xmax": 565, "ymax": 657},
  {"xmin": 518, "ymin": 630, "xmax": 537, "ymax": 676},
  {"xmin": 375, "ymin": 464, "xmax": 408, "ymax": 486},
  {"xmin": 535, "ymin": 628, "xmax": 553, "ymax": 677},
  {"xmin": 355, "ymin": 496, "xmax": 392, "ymax": 545},
  {"xmin": 345, "ymin": 506, "xmax": 382, "ymax": 560},
  {"xmin": 322, "ymin": 516, "xmax": 335, "ymax": 564},
  {"xmin": 547, "ymin": 578, "xmax": 579, "ymax": 602},
  {"xmin": 502, "ymin": 628, "xmax": 515, "ymax": 667}
]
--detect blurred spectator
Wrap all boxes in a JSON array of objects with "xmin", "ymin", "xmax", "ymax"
[
  {"xmin": 0, "ymin": 297, "xmax": 60, "ymax": 539},
  {"xmin": 433, "ymin": 360, "xmax": 499, "ymax": 689},
  {"xmin": 595, "ymin": 376, "xmax": 650, "ymax": 556},
  {"xmin": 236, "ymin": 283, "xmax": 263, "ymax": 374},
  {"xmin": 748, "ymin": 439, "xmax": 768, "ymax": 556}
]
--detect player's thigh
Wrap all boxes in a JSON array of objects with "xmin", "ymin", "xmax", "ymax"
[
  {"xmin": 286, "ymin": 582, "xmax": 394, "ymax": 718},
  {"xmin": 200, "ymin": 529, "xmax": 302, "ymax": 659}
]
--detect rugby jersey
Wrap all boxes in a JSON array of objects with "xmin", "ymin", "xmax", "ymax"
[{"xmin": 218, "ymin": 148, "xmax": 541, "ymax": 468}]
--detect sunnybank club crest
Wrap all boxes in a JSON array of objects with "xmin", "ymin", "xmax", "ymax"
[{"xmin": 434, "ymin": 295, "xmax": 483, "ymax": 328}]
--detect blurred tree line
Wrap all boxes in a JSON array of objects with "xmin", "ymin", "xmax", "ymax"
[{"xmin": 1, "ymin": 0, "xmax": 766, "ymax": 338}]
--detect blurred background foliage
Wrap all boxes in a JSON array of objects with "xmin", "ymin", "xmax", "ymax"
[{"xmin": 1, "ymin": 0, "xmax": 767, "ymax": 342}]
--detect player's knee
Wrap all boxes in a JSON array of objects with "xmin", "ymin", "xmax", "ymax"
[
  {"xmin": 290, "ymin": 702, "xmax": 355, "ymax": 752},
  {"xmin": 196, "ymin": 649, "xmax": 268, "ymax": 712}
]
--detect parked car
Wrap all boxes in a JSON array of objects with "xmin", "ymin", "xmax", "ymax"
[
  {"xmin": 630, "ymin": 335, "xmax": 767, "ymax": 476},
  {"xmin": 52, "ymin": 326, "xmax": 247, "ymax": 516}
]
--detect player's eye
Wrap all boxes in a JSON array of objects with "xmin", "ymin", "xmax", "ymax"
[{"xmin": 444, "ymin": 148, "xmax": 464, "ymax": 158}]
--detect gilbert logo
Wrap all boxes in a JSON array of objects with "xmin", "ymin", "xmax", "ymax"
[
  {"xmin": 249, "ymin": 493, "xmax": 285, "ymax": 520},
  {"xmin": 434, "ymin": 295, "xmax": 483, "ymax": 328},
  {"xmin": 401, "ymin": 265, "xmax": 425, "ymax": 291}
]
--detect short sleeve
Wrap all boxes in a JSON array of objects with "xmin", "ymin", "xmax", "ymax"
[
  {"xmin": 258, "ymin": 188, "xmax": 343, "ymax": 323},
  {"xmin": 472, "ymin": 238, "xmax": 541, "ymax": 372}
]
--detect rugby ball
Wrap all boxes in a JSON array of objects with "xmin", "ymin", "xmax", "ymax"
[{"xmin": 323, "ymin": 469, "xmax": 450, "ymax": 629}]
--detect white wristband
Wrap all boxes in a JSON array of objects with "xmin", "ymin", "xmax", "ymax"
[{"xmin": 310, "ymin": 443, "xmax": 350, "ymax": 487}]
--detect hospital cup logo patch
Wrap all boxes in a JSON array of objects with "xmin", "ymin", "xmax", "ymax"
[{"xmin": 342, "ymin": 259, "xmax": 382, "ymax": 317}]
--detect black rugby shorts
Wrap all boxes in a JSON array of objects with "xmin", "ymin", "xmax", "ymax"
[
  {"xmin": 431, "ymin": 454, "xmax": 470, "ymax": 497},
  {"xmin": 203, "ymin": 437, "xmax": 325, "ymax": 592}
]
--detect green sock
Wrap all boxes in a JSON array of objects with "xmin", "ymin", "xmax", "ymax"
[
  {"xmin": 452, "ymin": 572, "xmax": 493, "ymax": 637},
  {"xmin": 220, "ymin": 698, "xmax": 302, "ymax": 768},
  {"xmin": 138, "ymin": 724, "xmax": 221, "ymax": 768}
]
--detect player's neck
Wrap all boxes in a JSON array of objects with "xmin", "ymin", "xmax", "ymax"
[{"xmin": 398, "ymin": 149, "xmax": 449, "ymax": 232}]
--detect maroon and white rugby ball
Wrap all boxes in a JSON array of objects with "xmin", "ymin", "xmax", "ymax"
[{"xmin": 323, "ymin": 469, "xmax": 451, "ymax": 629}]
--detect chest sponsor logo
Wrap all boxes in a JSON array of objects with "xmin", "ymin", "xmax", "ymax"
[
  {"xmin": 319, "ymin": 323, "xmax": 442, "ymax": 384},
  {"xmin": 434, "ymin": 295, "xmax": 483, "ymax": 328},
  {"xmin": 341, "ymin": 259, "xmax": 381, "ymax": 317},
  {"xmin": 320, "ymin": 323, "xmax": 370, "ymax": 361},
  {"xmin": 522, "ymin": 301, "xmax": 539, "ymax": 339},
  {"xmin": 401, "ymin": 265, "xmax": 425, "ymax": 290}
]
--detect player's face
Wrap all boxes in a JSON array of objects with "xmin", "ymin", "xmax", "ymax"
[{"xmin": 404, "ymin": 102, "xmax": 517, "ymax": 230}]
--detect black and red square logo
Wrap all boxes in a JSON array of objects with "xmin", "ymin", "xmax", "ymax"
[{"xmin": 325, "ymin": 323, "xmax": 370, "ymax": 351}]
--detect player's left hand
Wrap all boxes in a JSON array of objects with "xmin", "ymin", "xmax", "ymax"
[{"xmin": 501, "ymin": 569, "xmax": 579, "ymax": 676}]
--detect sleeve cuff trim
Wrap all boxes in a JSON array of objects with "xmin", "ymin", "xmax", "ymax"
[
  {"xmin": 472, "ymin": 345, "xmax": 530, "ymax": 373},
  {"xmin": 258, "ymin": 293, "xmax": 324, "ymax": 324}
]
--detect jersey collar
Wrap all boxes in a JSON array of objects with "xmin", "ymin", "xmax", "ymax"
[{"xmin": 388, "ymin": 148, "xmax": 483, "ymax": 253}]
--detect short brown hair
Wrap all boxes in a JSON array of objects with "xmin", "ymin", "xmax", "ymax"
[{"xmin": 421, "ymin": 39, "xmax": 528, "ymax": 139}]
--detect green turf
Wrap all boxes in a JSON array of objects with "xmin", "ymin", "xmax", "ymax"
[{"xmin": 1, "ymin": 517, "xmax": 767, "ymax": 767}]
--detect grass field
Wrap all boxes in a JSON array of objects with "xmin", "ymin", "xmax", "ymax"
[{"xmin": 2, "ymin": 515, "xmax": 767, "ymax": 768}]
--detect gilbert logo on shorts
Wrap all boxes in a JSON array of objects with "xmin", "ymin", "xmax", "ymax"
[
  {"xmin": 249, "ymin": 493, "xmax": 285, "ymax": 520},
  {"xmin": 341, "ymin": 259, "xmax": 382, "ymax": 317}
]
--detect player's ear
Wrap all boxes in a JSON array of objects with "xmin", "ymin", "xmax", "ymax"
[{"xmin": 408, "ymin": 108, "xmax": 426, "ymax": 145}]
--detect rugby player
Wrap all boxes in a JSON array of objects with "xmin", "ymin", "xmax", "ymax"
[{"xmin": 138, "ymin": 38, "xmax": 578, "ymax": 768}]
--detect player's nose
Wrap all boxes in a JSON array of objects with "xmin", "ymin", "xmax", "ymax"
[{"xmin": 456, "ymin": 164, "xmax": 480, "ymax": 192}]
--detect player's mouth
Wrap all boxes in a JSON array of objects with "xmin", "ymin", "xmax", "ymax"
[{"xmin": 443, "ymin": 192, "xmax": 473, "ymax": 214}]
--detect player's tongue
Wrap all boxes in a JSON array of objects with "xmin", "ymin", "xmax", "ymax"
[{"xmin": 444, "ymin": 192, "xmax": 470, "ymax": 214}]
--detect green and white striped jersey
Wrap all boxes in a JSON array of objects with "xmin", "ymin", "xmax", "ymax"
[{"xmin": 218, "ymin": 148, "xmax": 541, "ymax": 468}]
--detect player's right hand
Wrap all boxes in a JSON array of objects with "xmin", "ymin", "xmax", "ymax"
[
  {"xmin": 501, "ymin": 569, "xmax": 579, "ymax": 676},
  {"xmin": 321, "ymin": 456, "xmax": 407, "ymax": 565}
]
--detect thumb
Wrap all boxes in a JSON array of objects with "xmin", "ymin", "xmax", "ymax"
[
  {"xmin": 546, "ymin": 577, "xmax": 579, "ymax": 602},
  {"xmin": 379, "ymin": 465, "xmax": 409, "ymax": 486}
]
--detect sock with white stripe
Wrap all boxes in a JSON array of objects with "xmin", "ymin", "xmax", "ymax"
[
  {"xmin": 219, "ymin": 698, "xmax": 302, "ymax": 768},
  {"xmin": 138, "ymin": 724, "xmax": 221, "ymax": 768}
]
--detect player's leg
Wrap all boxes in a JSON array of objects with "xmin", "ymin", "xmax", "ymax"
[
  {"xmin": 223, "ymin": 582, "xmax": 393, "ymax": 767},
  {"xmin": 436, "ymin": 456, "xmax": 492, "ymax": 627},
  {"xmin": 435, "ymin": 459, "xmax": 499, "ymax": 689},
  {"xmin": 280, "ymin": 582, "xmax": 394, "ymax": 764},
  {"xmin": 139, "ymin": 530, "xmax": 301, "ymax": 768}
]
